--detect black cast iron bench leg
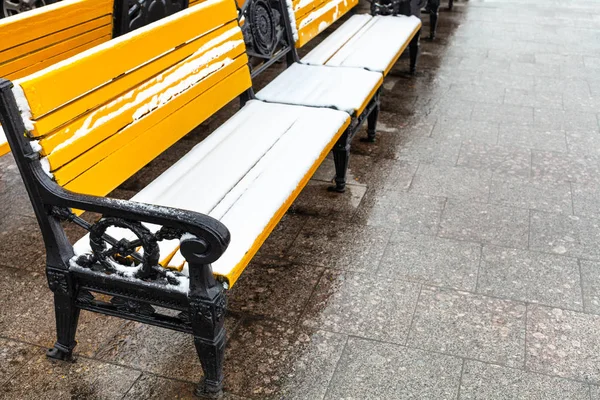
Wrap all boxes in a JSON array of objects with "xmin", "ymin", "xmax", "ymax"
[
  {"xmin": 190, "ymin": 262, "xmax": 227, "ymax": 399},
  {"xmin": 409, "ymin": 28, "xmax": 421, "ymax": 75},
  {"xmin": 329, "ymin": 131, "xmax": 351, "ymax": 193},
  {"xmin": 428, "ymin": 0, "xmax": 440, "ymax": 40},
  {"xmin": 46, "ymin": 268, "xmax": 80, "ymax": 361}
]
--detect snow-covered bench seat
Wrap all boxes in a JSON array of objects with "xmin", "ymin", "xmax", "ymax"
[
  {"xmin": 0, "ymin": 0, "xmax": 357, "ymax": 397},
  {"xmin": 0, "ymin": 0, "xmax": 187, "ymax": 157},
  {"xmin": 286, "ymin": 0, "xmax": 422, "ymax": 74},
  {"xmin": 253, "ymin": 3, "xmax": 420, "ymax": 165}
]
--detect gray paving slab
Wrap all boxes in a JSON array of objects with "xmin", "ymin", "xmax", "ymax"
[
  {"xmin": 407, "ymin": 286, "xmax": 527, "ymax": 367},
  {"xmin": 457, "ymin": 141, "xmax": 532, "ymax": 178},
  {"xmin": 527, "ymin": 305, "xmax": 600, "ymax": 383},
  {"xmin": 410, "ymin": 164, "xmax": 492, "ymax": 202},
  {"xmin": 379, "ymin": 231, "xmax": 480, "ymax": 290},
  {"xmin": 325, "ymin": 337, "xmax": 462, "ymax": 400},
  {"xmin": 439, "ymin": 199, "xmax": 530, "ymax": 249},
  {"xmin": 489, "ymin": 174, "xmax": 573, "ymax": 214},
  {"xmin": 302, "ymin": 270, "xmax": 420, "ymax": 343},
  {"xmin": 460, "ymin": 360, "xmax": 590, "ymax": 400},
  {"xmin": 530, "ymin": 211, "xmax": 600, "ymax": 260},
  {"xmin": 478, "ymin": 246, "xmax": 583, "ymax": 310}
]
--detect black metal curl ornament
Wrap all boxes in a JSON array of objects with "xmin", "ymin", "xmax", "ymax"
[
  {"xmin": 248, "ymin": 0, "xmax": 277, "ymax": 57},
  {"xmin": 83, "ymin": 217, "xmax": 161, "ymax": 279}
]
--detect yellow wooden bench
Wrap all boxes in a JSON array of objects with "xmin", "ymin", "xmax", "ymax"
[
  {"xmin": 289, "ymin": 0, "xmax": 422, "ymax": 75},
  {"xmin": 0, "ymin": 0, "xmax": 188, "ymax": 156},
  {"xmin": 0, "ymin": 0, "xmax": 377, "ymax": 395}
]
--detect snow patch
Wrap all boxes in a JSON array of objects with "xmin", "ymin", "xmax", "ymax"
[
  {"xmin": 180, "ymin": 232, "xmax": 197, "ymax": 242},
  {"xmin": 11, "ymin": 84, "xmax": 34, "ymax": 131},
  {"xmin": 51, "ymin": 29, "xmax": 242, "ymax": 155},
  {"xmin": 285, "ymin": 0, "xmax": 299, "ymax": 42},
  {"xmin": 30, "ymin": 140, "xmax": 42, "ymax": 152},
  {"xmin": 0, "ymin": 125, "xmax": 6, "ymax": 147},
  {"xmin": 39, "ymin": 157, "xmax": 54, "ymax": 178}
]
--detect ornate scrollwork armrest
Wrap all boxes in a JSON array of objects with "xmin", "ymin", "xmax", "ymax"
[{"xmin": 47, "ymin": 185, "xmax": 230, "ymax": 288}]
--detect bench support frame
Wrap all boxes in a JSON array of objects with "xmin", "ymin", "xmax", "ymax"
[{"xmin": 0, "ymin": 77, "xmax": 232, "ymax": 397}]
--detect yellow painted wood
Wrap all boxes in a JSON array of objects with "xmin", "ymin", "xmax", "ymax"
[
  {"xmin": 292, "ymin": 0, "xmax": 324, "ymax": 22},
  {"xmin": 220, "ymin": 115, "xmax": 351, "ymax": 286},
  {"xmin": 0, "ymin": 16, "xmax": 112, "ymax": 67},
  {"xmin": 356, "ymin": 75, "xmax": 383, "ymax": 116},
  {"xmin": 296, "ymin": 0, "xmax": 357, "ymax": 47},
  {"xmin": 6, "ymin": 36, "xmax": 111, "ymax": 81},
  {"xmin": 43, "ymin": 42, "xmax": 247, "ymax": 172},
  {"xmin": 63, "ymin": 64, "xmax": 251, "ymax": 199},
  {"xmin": 382, "ymin": 20, "xmax": 421, "ymax": 76},
  {"xmin": 32, "ymin": 21, "xmax": 242, "ymax": 139},
  {"xmin": 17, "ymin": 0, "xmax": 239, "ymax": 119},
  {"xmin": 0, "ymin": 26, "xmax": 112, "ymax": 78},
  {"xmin": 0, "ymin": 0, "xmax": 112, "ymax": 53},
  {"xmin": 0, "ymin": 137, "xmax": 9, "ymax": 156}
]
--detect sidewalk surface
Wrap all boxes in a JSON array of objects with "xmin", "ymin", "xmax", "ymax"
[{"xmin": 2, "ymin": 0, "xmax": 600, "ymax": 398}]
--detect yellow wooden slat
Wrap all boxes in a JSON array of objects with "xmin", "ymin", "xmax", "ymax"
[
  {"xmin": 17, "ymin": 0, "xmax": 239, "ymax": 118},
  {"xmin": 0, "ymin": 137, "xmax": 9, "ymax": 156},
  {"xmin": 0, "ymin": 0, "xmax": 112, "ymax": 53},
  {"xmin": 0, "ymin": 16, "xmax": 112, "ymax": 66},
  {"xmin": 0, "ymin": 26, "xmax": 112, "ymax": 78},
  {"xmin": 62, "ymin": 64, "xmax": 251, "ymax": 198},
  {"xmin": 292, "ymin": 0, "xmax": 324, "ymax": 23},
  {"xmin": 32, "ymin": 21, "xmax": 242, "ymax": 139},
  {"xmin": 53, "ymin": 55, "xmax": 250, "ymax": 184},
  {"xmin": 43, "ymin": 40, "xmax": 246, "ymax": 171},
  {"xmin": 6, "ymin": 35, "xmax": 111, "ymax": 81},
  {"xmin": 296, "ymin": 0, "xmax": 357, "ymax": 47}
]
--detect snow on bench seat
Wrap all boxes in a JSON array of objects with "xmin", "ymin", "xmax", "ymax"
[
  {"xmin": 255, "ymin": 62, "xmax": 382, "ymax": 116},
  {"xmin": 74, "ymin": 100, "xmax": 350, "ymax": 286},
  {"xmin": 302, "ymin": 14, "xmax": 422, "ymax": 75}
]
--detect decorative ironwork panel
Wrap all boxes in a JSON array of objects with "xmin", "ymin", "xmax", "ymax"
[{"xmin": 113, "ymin": 0, "xmax": 189, "ymax": 37}]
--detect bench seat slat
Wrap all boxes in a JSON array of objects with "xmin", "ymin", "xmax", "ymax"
[
  {"xmin": 16, "ymin": 0, "xmax": 238, "ymax": 119},
  {"xmin": 303, "ymin": 15, "xmax": 422, "ymax": 75},
  {"xmin": 300, "ymin": 13, "xmax": 371, "ymax": 66},
  {"xmin": 1, "ymin": 26, "xmax": 112, "ymax": 80},
  {"xmin": 256, "ymin": 62, "xmax": 382, "ymax": 116},
  {"xmin": 0, "ymin": 0, "xmax": 112, "ymax": 53},
  {"xmin": 73, "ymin": 100, "xmax": 351, "ymax": 286},
  {"xmin": 295, "ymin": 0, "xmax": 357, "ymax": 47}
]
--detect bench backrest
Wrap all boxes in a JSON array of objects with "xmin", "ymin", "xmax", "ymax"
[
  {"xmin": 0, "ymin": 0, "xmax": 190, "ymax": 81},
  {"xmin": 5, "ymin": 0, "xmax": 251, "ymax": 199},
  {"xmin": 0, "ymin": 0, "xmax": 113, "ymax": 81},
  {"xmin": 286, "ymin": 0, "xmax": 358, "ymax": 47}
]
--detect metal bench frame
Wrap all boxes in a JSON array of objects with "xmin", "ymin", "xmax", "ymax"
[{"xmin": 0, "ymin": 0, "xmax": 318, "ymax": 397}]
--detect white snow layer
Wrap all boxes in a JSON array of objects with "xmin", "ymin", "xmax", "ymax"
[
  {"xmin": 52, "ymin": 28, "xmax": 242, "ymax": 155},
  {"xmin": 73, "ymin": 100, "xmax": 350, "ymax": 284},
  {"xmin": 302, "ymin": 13, "xmax": 371, "ymax": 65},
  {"xmin": 11, "ymin": 84, "xmax": 34, "ymax": 131},
  {"xmin": 256, "ymin": 62, "xmax": 381, "ymax": 115},
  {"xmin": 285, "ymin": 0, "xmax": 299, "ymax": 42},
  {"xmin": 0, "ymin": 126, "xmax": 6, "ymax": 149},
  {"xmin": 303, "ymin": 15, "xmax": 421, "ymax": 73}
]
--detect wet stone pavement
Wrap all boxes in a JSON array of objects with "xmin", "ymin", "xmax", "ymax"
[{"xmin": 2, "ymin": 0, "xmax": 600, "ymax": 398}]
